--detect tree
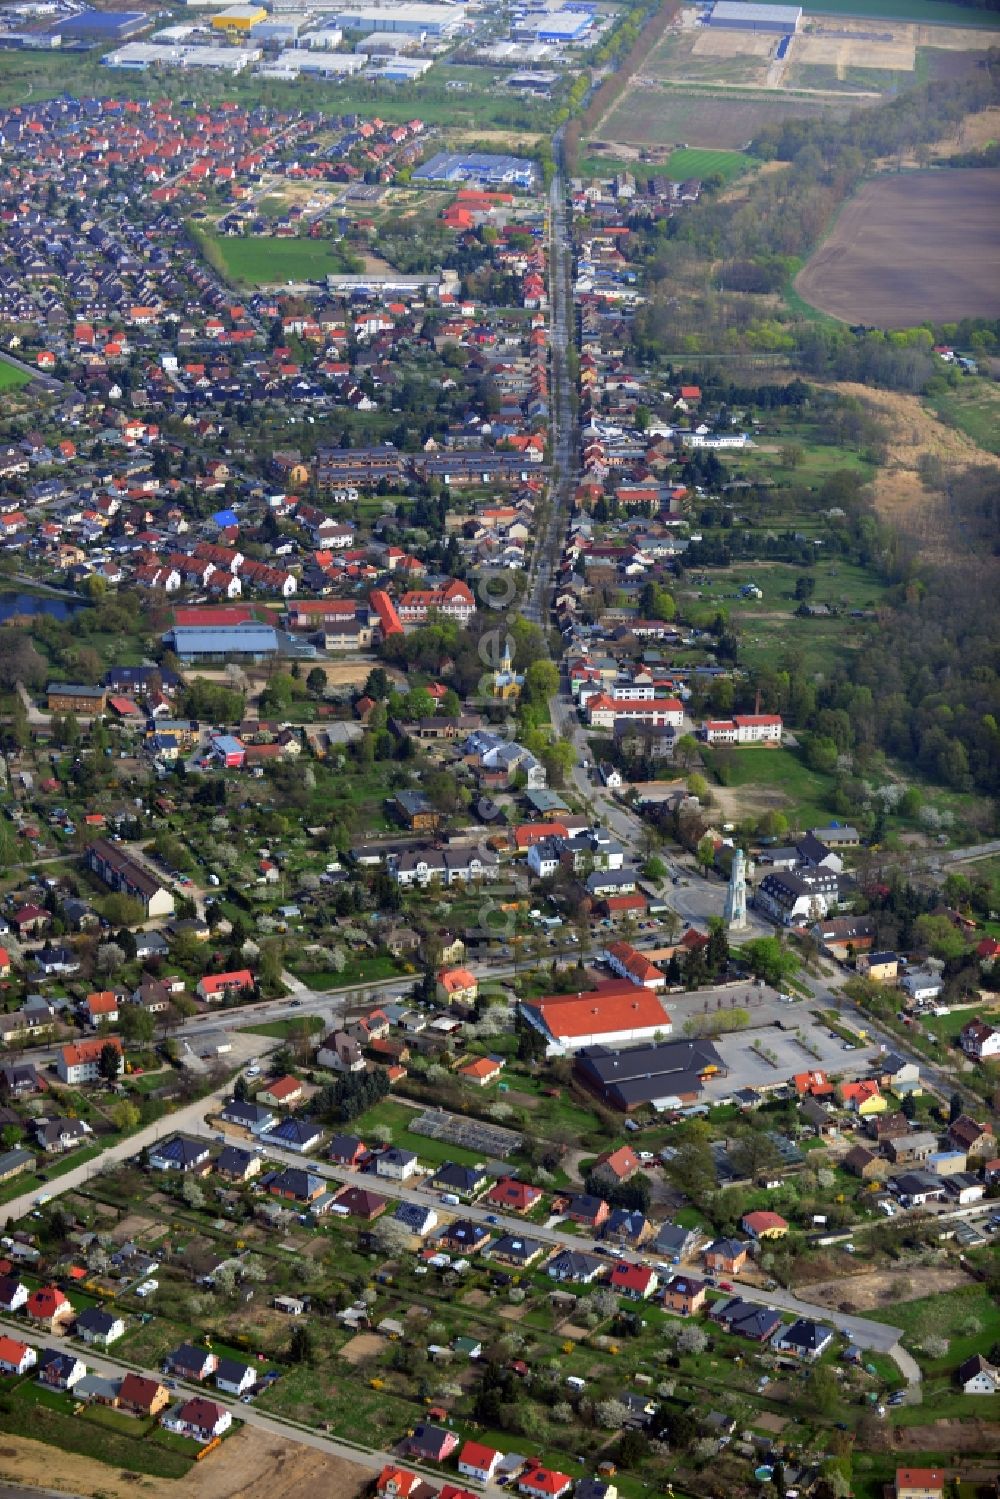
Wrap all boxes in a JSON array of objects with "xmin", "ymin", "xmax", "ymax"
[
  {"xmin": 372, "ymin": 1216, "xmax": 414, "ymax": 1256},
  {"xmin": 109, "ymin": 1100, "xmax": 140, "ymax": 1133},
  {"xmin": 696, "ymin": 835, "xmax": 716, "ymax": 872},
  {"xmin": 119, "ymin": 1006, "xmax": 155, "ymax": 1046},
  {"xmin": 288, "ymin": 1323, "xmax": 313, "ymax": 1365},
  {"xmin": 729, "ymin": 1125, "xmax": 779, "ymax": 1181},
  {"xmin": 595, "ymin": 1399, "xmax": 630, "ymax": 1429},
  {"xmin": 676, "ymin": 1323, "xmax": 708, "ymax": 1355},
  {"xmin": 741, "ymin": 936, "xmax": 800, "ymax": 988},
  {"xmin": 95, "ymin": 942, "xmax": 126, "ymax": 977},
  {"xmin": 306, "ymin": 667, "xmax": 327, "ymax": 697},
  {"xmin": 181, "ymin": 1178, "xmax": 205, "ymax": 1210},
  {"xmin": 98, "ymin": 1042, "xmax": 121, "ymax": 1085},
  {"xmin": 641, "ymin": 855, "xmax": 667, "ymax": 883},
  {"xmin": 948, "ymin": 1091, "xmax": 963, "ymax": 1124}
]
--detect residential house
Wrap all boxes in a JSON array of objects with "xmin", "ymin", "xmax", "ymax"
[
  {"xmin": 458, "ymin": 1440, "xmax": 503, "ymax": 1483},
  {"xmin": 546, "ymin": 1249, "xmax": 606, "ymax": 1285},
  {"xmin": 518, "ymin": 1465, "xmax": 573, "ymax": 1498},
  {"xmin": 773, "ymin": 1318, "xmax": 833, "ymax": 1360},
  {"xmin": 333, "ymin": 1186, "xmax": 387, "ymax": 1220},
  {"xmin": 26, "ymin": 1287, "xmax": 73, "ymax": 1332},
  {"xmin": 710, "ymin": 1297, "xmax": 783, "ymax": 1343},
  {"xmin": 702, "ymin": 1238, "xmax": 750, "ymax": 1275},
  {"xmin": 661, "ymin": 1275, "xmax": 707, "ymax": 1316},
  {"xmin": 843, "ymin": 1145, "xmax": 882, "ymax": 1181},
  {"xmin": 376, "ymin": 1468, "xmax": 423, "ymax": 1499},
  {"xmin": 741, "ymin": 1211, "xmax": 788, "ymax": 1242},
  {"xmin": 956, "ymin": 1354, "xmax": 1000, "ymax": 1395},
  {"xmin": 895, "ymin": 1471, "xmax": 944, "ymax": 1499},
  {"xmin": 487, "ymin": 1234, "xmax": 546, "ymax": 1269},
  {"xmin": 960, "ymin": 1018, "xmax": 1000, "ymax": 1061},
  {"xmin": 148, "ymin": 1135, "xmax": 211, "ymax": 1173},
  {"xmin": 268, "ymin": 1121, "xmax": 322, "ymax": 1151},
  {"xmin": 439, "ymin": 1219, "xmax": 491, "ymax": 1253},
  {"xmin": 162, "ymin": 1396, "xmax": 232, "ymax": 1443},
  {"xmin": 0, "ymin": 1336, "xmax": 36, "ymax": 1375},
  {"xmin": 609, "ymin": 1261, "xmax": 658, "ymax": 1300},
  {"xmin": 561, "ymin": 1193, "xmax": 610, "ymax": 1231},
  {"xmin": 458, "ymin": 1056, "xmax": 504, "ymax": 1087},
  {"xmin": 329, "ymin": 1134, "xmax": 368, "ymax": 1168},
  {"xmin": 317, "ymin": 1032, "xmax": 364, "ymax": 1073},
  {"xmin": 164, "ymin": 1344, "xmax": 218, "ymax": 1382},
  {"xmin": 75, "ymin": 1308, "xmax": 125, "ymax": 1347},
  {"xmin": 215, "ymin": 1358, "xmax": 257, "ymax": 1396},
  {"xmin": 214, "ymin": 1145, "xmax": 261, "ymax": 1183},
  {"xmin": 392, "ymin": 1202, "xmax": 438, "ymax": 1238},
  {"xmin": 892, "ymin": 1171, "xmax": 946, "ymax": 1208},
  {"xmin": 197, "ymin": 969, "xmax": 254, "ymax": 1003},
  {"xmin": 436, "ymin": 967, "xmax": 478, "ymax": 1005},
  {"xmin": 402, "ymin": 1424, "xmax": 459, "ymax": 1463},
  {"xmin": 33, "ymin": 1117, "xmax": 92, "ymax": 1155},
  {"xmin": 37, "ymin": 1349, "xmax": 87, "ymax": 1390},
  {"xmin": 886, "ymin": 1132, "xmax": 937, "ymax": 1166},
  {"xmin": 376, "ymin": 1147, "xmax": 419, "ymax": 1180},
  {"xmin": 267, "ymin": 1166, "xmax": 324, "ymax": 1203},
  {"xmin": 430, "ymin": 1162, "xmax": 486, "ymax": 1199},
  {"xmin": 219, "ymin": 1098, "xmax": 275, "ymax": 1136},
  {"xmin": 837, "ymin": 1080, "xmax": 886, "ymax": 1117},
  {"xmin": 57, "ymin": 1037, "xmax": 124, "ymax": 1085},
  {"xmin": 486, "ymin": 1176, "xmax": 542, "ymax": 1214},
  {"xmin": 0, "ymin": 1275, "xmax": 28, "ymax": 1314},
  {"xmin": 257, "ymin": 1075, "xmax": 304, "ymax": 1109},
  {"xmin": 118, "ymin": 1372, "xmax": 170, "ymax": 1418},
  {"xmin": 949, "ymin": 1115, "xmax": 994, "ymax": 1158}
]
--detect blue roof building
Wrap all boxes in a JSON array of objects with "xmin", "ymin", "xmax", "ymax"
[{"xmin": 166, "ymin": 624, "xmax": 278, "ymax": 663}]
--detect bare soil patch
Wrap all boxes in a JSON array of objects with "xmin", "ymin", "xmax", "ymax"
[
  {"xmin": 113, "ymin": 1212, "xmax": 161, "ymax": 1240},
  {"xmin": 557, "ymin": 1321, "xmax": 590, "ymax": 1341},
  {"xmin": 463, "ymin": 1288, "xmax": 490, "ymax": 1308},
  {"xmin": 0, "ymin": 1427, "xmax": 370, "ymax": 1499},
  {"xmin": 340, "ymin": 1331, "xmax": 385, "ymax": 1366},
  {"xmin": 796, "ymin": 1263, "xmax": 970, "ymax": 1312},
  {"xmin": 755, "ymin": 1412, "xmax": 788, "ymax": 1433},
  {"xmin": 795, "ymin": 171, "xmax": 1000, "ymax": 326},
  {"xmin": 896, "ymin": 1418, "xmax": 1000, "ymax": 1453},
  {"xmin": 499, "ymin": 1304, "xmax": 528, "ymax": 1321}
]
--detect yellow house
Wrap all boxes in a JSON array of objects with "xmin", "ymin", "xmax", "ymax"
[
  {"xmin": 436, "ymin": 967, "xmax": 478, "ymax": 1006},
  {"xmin": 838, "ymin": 1080, "xmax": 887, "ymax": 1116},
  {"xmin": 212, "ymin": 4, "xmax": 266, "ymax": 32}
]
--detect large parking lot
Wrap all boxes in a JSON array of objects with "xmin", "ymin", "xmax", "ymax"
[{"xmin": 664, "ymin": 985, "xmax": 880, "ymax": 1094}]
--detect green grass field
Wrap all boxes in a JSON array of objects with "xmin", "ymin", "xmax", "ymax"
[
  {"xmin": 928, "ymin": 378, "xmax": 1000, "ymax": 456},
  {"xmin": 867, "ymin": 1283, "xmax": 1000, "ymax": 1374},
  {"xmin": 0, "ymin": 360, "xmax": 32, "ymax": 390},
  {"xmin": 666, "ymin": 147, "xmax": 751, "ymax": 182},
  {"xmin": 704, "ymin": 744, "xmax": 835, "ymax": 827},
  {"xmin": 190, "ymin": 229, "xmax": 360, "ymax": 287}
]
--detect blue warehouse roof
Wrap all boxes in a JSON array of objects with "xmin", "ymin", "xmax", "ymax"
[{"xmin": 168, "ymin": 625, "xmax": 278, "ymax": 653}]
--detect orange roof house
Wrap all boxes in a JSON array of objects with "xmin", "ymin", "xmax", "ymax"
[
  {"xmin": 458, "ymin": 1056, "xmax": 504, "ymax": 1088},
  {"xmin": 436, "ymin": 967, "xmax": 478, "ymax": 1004}
]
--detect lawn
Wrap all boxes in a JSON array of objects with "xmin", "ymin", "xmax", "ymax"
[
  {"xmin": 189, "ymin": 227, "xmax": 361, "ymax": 287},
  {"xmin": 0, "ymin": 1387, "xmax": 192, "ymax": 1479},
  {"xmin": 349, "ymin": 1098, "xmax": 488, "ymax": 1169},
  {"xmin": 0, "ymin": 360, "xmax": 31, "ymax": 390},
  {"xmin": 866, "ymin": 1283, "xmax": 1000, "ymax": 1375},
  {"xmin": 703, "ymin": 744, "xmax": 835, "ymax": 828},
  {"xmin": 288, "ymin": 954, "xmax": 405, "ymax": 990},
  {"xmin": 665, "ymin": 147, "xmax": 751, "ymax": 183},
  {"xmin": 240, "ymin": 1015, "xmax": 325, "ymax": 1040}
]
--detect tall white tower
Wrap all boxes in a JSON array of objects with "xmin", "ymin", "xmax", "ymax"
[{"xmin": 724, "ymin": 846, "xmax": 749, "ymax": 932}]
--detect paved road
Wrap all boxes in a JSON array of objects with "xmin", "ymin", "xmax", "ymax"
[{"xmin": 0, "ymin": 1072, "xmax": 254, "ymax": 1229}]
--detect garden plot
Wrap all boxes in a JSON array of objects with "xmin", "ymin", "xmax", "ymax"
[{"xmin": 409, "ymin": 1107, "xmax": 523, "ymax": 1158}]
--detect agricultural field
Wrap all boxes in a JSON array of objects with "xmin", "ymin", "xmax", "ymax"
[
  {"xmin": 596, "ymin": 86, "xmax": 858, "ymax": 151},
  {"xmin": 794, "ymin": 170, "xmax": 1000, "ymax": 325}
]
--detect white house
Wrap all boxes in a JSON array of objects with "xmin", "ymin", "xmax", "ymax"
[
  {"xmin": 0, "ymin": 1336, "xmax": 36, "ymax": 1375},
  {"xmin": 960, "ymin": 1018, "xmax": 1000, "ymax": 1061},
  {"xmin": 900, "ymin": 972, "xmax": 943, "ymax": 1004},
  {"xmin": 458, "ymin": 1439, "xmax": 503, "ymax": 1483},
  {"xmin": 376, "ymin": 1147, "xmax": 419, "ymax": 1180},
  {"xmin": 958, "ymin": 1355, "xmax": 1000, "ymax": 1395},
  {"xmin": 703, "ymin": 714, "xmax": 782, "ymax": 746},
  {"xmin": 214, "ymin": 1358, "xmax": 257, "ymax": 1397},
  {"xmin": 162, "ymin": 1397, "xmax": 232, "ymax": 1443}
]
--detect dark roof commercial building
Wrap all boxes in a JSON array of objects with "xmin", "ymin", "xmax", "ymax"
[{"xmin": 574, "ymin": 1038, "xmax": 725, "ymax": 1112}]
